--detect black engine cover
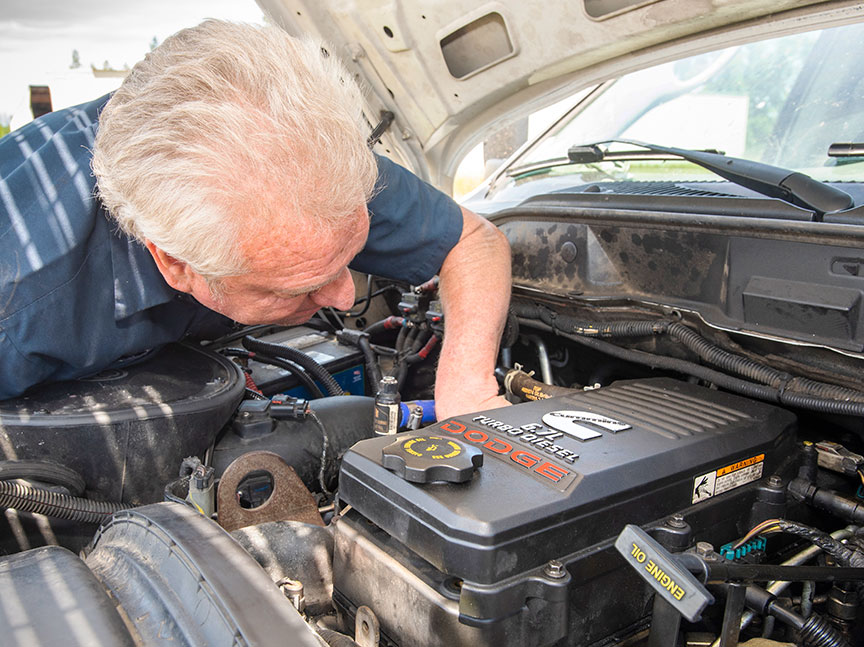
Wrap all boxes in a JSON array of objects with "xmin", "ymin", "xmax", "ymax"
[{"xmin": 336, "ymin": 378, "xmax": 797, "ymax": 644}]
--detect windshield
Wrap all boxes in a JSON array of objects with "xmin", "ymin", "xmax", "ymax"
[{"xmin": 497, "ymin": 21, "xmax": 864, "ymax": 194}]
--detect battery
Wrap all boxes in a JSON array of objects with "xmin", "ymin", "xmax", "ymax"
[{"xmin": 245, "ymin": 327, "xmax": 365, "ymax": 397}]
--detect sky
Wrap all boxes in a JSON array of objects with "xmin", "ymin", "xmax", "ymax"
[{"xmin": 0, "ymin": 0, "xmax": 266, "ymax": 130}]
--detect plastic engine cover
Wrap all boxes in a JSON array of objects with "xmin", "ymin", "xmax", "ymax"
[{"xmin": 338, "ymin": 378, "xmax": 797, "ymax": 588}]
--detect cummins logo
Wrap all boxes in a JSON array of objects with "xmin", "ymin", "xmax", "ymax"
[{"xmin": 541, "ymin": 410, "xmax": 631, "ymax": 441}]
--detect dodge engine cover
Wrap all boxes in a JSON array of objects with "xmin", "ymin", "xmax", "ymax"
[{"xmin": 338, "ymin": 378, "xmax": 796, "ymax": 585}]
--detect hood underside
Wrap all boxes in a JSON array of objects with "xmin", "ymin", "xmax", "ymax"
[{"xmin": 256, "ymin": 0, "xmax": 857, "ymax": 190}]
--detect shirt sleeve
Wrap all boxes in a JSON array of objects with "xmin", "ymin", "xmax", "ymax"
[{"xmin": 349, "ymin": 154, "xmax": 463, "ymax": 285}]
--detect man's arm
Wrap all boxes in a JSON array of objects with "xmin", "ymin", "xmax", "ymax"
[{"xmin": 434, "ymin": 206, "xmax": 512, "ymax": 419}]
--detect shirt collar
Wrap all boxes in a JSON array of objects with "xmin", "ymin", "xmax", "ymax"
[{"xmin": 107, "ymin": 212, "xmax": 179, "ymax": 320}]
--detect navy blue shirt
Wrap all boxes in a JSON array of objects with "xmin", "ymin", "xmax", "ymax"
[{"xmin": 0, "ymin": 95, "xmax": 462, "ymax": 399}]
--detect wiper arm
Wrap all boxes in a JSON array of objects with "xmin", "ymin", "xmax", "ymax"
[{"xmin": 568, "ymin": 139, "xmax": 853, "ymax": 217}]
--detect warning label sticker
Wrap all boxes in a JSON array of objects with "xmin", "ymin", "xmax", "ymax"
[{"xmin": 691, "ymin": 454, "xmax": 765, "ymax": 504}]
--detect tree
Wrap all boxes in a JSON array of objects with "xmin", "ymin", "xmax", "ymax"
[
  {"xmin": 149, "ymin": 36, "xmax": 158, "ymax": 52},
  {"xmin": 70, "ymin": 49, "xmax": 81, "ymax": 69}
]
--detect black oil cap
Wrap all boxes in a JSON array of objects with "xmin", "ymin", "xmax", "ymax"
[{"xmin": 382, "ymin": 434, "xmax": 483, "ymax": 484}]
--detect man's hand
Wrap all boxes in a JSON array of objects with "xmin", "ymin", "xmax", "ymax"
[{"xmin": 434, "ymin": 206, "xmax": 511, "ymax": 420}]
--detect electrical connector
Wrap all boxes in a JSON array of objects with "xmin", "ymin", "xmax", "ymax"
[{"xmin": 720, "ymin": 536, "xmax": 767, "ymax": 561}]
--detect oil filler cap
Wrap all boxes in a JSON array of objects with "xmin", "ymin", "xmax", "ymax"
[{"xmin": 381, "ymin": 434, "xmax": 482, "ymax": 484}]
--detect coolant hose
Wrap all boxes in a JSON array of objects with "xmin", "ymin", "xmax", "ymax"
[
  {"xmin": 0, "ymin": 480, "xmax": 127, "ymax": 524},
  {"xmin": 242, "ymin": 335, "xmax": 343, "ymax": 397}
]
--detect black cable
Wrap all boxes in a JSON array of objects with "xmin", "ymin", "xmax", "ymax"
[
  {"xmin": 0, "ymin": 460, "xmax": 85, "ymax": 496},
  {"xmin": 308, "ymin": 409, "xmax": 333, "ymax": 497},
  {"xmin": 200, "ymin": 324, "xmax": 285, "ymax": 348},
  {"xmin": 327, "ymin": 307, "xmax": 345, "ymax": 330},
  {"xmin": 0, "ymin": 481, "xmax": 127, "ymax": 523},
  {"xmin": 242, "ymin": 336, "xmax": 343, "ymax": 397}
]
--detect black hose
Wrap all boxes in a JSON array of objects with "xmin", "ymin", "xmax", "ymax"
[
  {"xmin": 363, "ymin": 316, "xmax": 405, "ymax": 338},
  {"xmin": 357, "ymin": 335, "xmax": 382, "ymax": 392},
  {"xmin": 518, "ymin": 317, "xmax": 864, "ymax": 417},
  {"xmin": 395, "ymin": 335, "xmax": 440, "ymax": 388},
  {"xmin": 666, "ymin": 321, "xmax": 790, "ymax": 387},
  {"xmin": 789, "ymin": 477, "xmax": 864, "ymax": 526},
  {"xmin": 409, "ymin": 327, "xmax": 431, "ymax": 354},
  {"xmin": 0, "ymin": 480, "xmax": 127, "ymax": 524},
  {"xmin": 519, "ymin": 318, "xmax": 780, "ymax": 401},
  {"xmin": 245, "ymin": 352, "xmax": 325, "ymax": 399},
  {"xmin": 395, "ymin": 326, "xmax": 409, "ymax": 353},
  {"xmin": 242, "ymin": 336, "xmax": 342, "ymax": 397},
  {"xmin": 514, "ymin": 302, "xmax": 864, "ymax": 409},
  {"xmin": 0, "ymin": 460, "xmax": 85, "ymax": 496}
]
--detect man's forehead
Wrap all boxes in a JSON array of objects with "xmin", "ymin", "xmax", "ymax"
[{"xmin": 239, "ymin": 210, "xmax": 369, "ymax": 282}]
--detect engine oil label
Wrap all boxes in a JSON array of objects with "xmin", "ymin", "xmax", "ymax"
[{"xmin": 691, "ymin": 454, "xmax": 764, "ymax": 504}]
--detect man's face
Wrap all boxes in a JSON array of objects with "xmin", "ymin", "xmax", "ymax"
[{"xmin": 185, "ymin": 208, "xmax": 370, "ymax": 325}]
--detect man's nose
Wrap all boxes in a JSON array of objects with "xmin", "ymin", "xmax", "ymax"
[{"xmin": 311, "ymin": 267, "xmax": 356, "ymax": 311}]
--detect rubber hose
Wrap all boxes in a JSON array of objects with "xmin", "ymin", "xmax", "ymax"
[
  {"xmin": 0, "ymin": 480, "xmax": 127, "ymax": 523},
  {"xmin": 504, "ymin": 369, "xmax": 578, "ymax": 401},
  {"xmin": 519, "ymin": 317, "xmax": 864, "ymax": 417},
  {"xmin": 667, "ymin": 321, "xmax": 790, "ymax": 387},
  {"xmin": 242, "ymin": 336, "xmax": 342, "ymax": 397},
  {"xmin": 246, "ymin": 352, "xmax": 325, "ymax": 399},
  {"xmin": 518, "ymin": 318, "xmax": 780, "ymax": 401},
  {"xmin": 515, "ymin": 301, "xmax": 864, "ymax": 408},
  {"xmin": 395, "ymin": 335, "xmax": 440, "ymax": 388},
  {"xmin": 362, "ymin": 316, "xmax": 404, "ymax": 338},
  {"xmin": 410, "ymin": 328, "xmax": 431, "ymax": 354},
  {"xmin": 0, "ymin": 460, "xmax": 85, "ymax": 496},
  {"xmin": 357, "ymin": 336, "xmax": 382, "ymax": 392}
]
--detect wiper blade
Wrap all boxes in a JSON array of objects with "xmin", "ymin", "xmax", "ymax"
[{"xmin": 568, "ymin": 139, "xmax": 853, "ymax": 217}]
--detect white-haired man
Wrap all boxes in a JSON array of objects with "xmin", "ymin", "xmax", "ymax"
[{"xmin": 0, "ymin": 21, "xmax": 510, "ymax": 418}]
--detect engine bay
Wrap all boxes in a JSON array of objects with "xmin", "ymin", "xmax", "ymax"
[{"xmin": 2, "ymin": 200, "xmax": 864, "ymax": 647}]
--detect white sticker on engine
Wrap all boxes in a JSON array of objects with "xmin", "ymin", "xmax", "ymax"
[
  {"xmin": 542, "ymin": 410, "xmax": 631, "ymax": 441},
  {"xmin": 691, "ymin": 454, "xmax": 765, "ymax": 504}
]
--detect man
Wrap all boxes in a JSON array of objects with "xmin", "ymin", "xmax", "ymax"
[{"xmin": 0, "ymin": 20, "xmax": 510, "ymax": 419}]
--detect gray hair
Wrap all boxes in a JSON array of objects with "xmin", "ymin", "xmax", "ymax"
[{"xmin": 92, "ymin": 20, "xmax": 378, "ymax": 279}]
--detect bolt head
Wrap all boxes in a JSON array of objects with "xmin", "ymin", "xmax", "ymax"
[
  {"xmin": 696, "ymin": 542, "xmax": 714, "ymax": 558},
  {"xmin": 666, "ymin": 514, "xmax": 687, "ymax": 529},
  {"xmin": 544, "ymin": 560, "xmax": 567, "ymax": 579},
  {"xmin": 767, "ymin": 475, "xmax": 783, "ymax": 488}
]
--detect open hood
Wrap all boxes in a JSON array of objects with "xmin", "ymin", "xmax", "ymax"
[{"xmin": 256, "ymin": 0, "xmax": 854, "ymax": 190}]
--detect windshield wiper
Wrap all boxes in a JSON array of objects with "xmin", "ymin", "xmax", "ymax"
[{"xmin": 567, "ymin": 139, "xmax": 853, "ymax": 217}]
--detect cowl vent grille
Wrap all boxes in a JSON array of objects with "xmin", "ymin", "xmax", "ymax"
[
  {"xmin": 581, "ymin": 181, "xmax": 736, "ymax": 197},
  {"xmin": 578, "ymin": 382, "xmax": 752, "ymax": 440}
]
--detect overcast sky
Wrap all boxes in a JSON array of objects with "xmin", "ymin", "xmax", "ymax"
[{"xmin": 0, "ymin": 0, "xmax": 265, "ymax": 129}]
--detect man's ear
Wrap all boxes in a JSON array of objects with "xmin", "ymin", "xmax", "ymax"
[{"xmin": 144, "ymin": 241, "xmax": 195, "ymax": 293}]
